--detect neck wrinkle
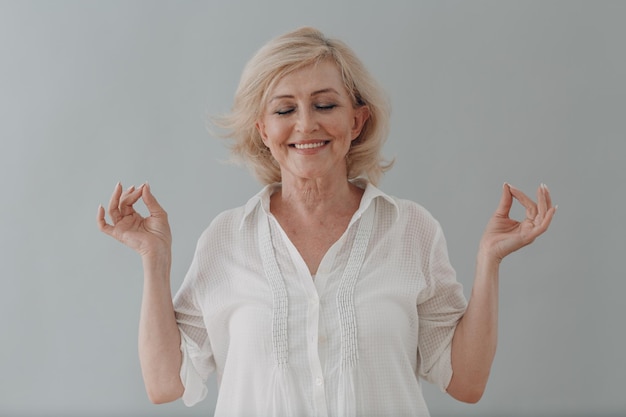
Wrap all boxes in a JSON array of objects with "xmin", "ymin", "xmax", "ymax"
[{"xmin": 274, "ymin": 179, "xmax": 362, "ymax": 218}]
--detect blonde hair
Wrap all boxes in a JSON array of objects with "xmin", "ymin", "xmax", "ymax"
[{"xmin": 215, "ymin": 26, "xmax": 393, "ymax": 185}]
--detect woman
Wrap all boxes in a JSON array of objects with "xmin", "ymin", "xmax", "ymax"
[{"xmin": 97, "ymin": 27, "xmax": 555, "ymax": 417}]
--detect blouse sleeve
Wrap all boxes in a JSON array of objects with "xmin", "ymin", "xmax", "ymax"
[
  {"xmin": 173, "ymin": 233, "xmax": 217, "ymax": 407},
  {"xmin": 416, "ymin": 223, "xmax": 467, "ymax": 392}
]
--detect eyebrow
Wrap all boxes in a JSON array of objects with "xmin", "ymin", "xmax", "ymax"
[{"xmin": 269, "ymin": 88, "xmax": 341, "ymax": 102}]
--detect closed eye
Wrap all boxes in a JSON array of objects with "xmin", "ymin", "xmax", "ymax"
[
  {"xmin": 316, "ymin": 104, "xmax": 337, "ymax": 111},
  {"xmin": 275, "ymin": 108, "xmax": 295, "ymax": 115}
]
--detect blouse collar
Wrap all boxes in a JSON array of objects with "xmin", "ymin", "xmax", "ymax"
[{"xmin": 239, "ymin": 179, "xmax": 399, "ymax": 230}]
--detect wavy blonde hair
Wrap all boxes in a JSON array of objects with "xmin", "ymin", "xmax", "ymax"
[{"xmin": 215, "ymin": 27, "xmax": 393, "ymax": 185}]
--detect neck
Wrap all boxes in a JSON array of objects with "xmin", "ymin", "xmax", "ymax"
[{"xmin": 275, "ymin": 175, "xmax": 362, "ymax": 215}]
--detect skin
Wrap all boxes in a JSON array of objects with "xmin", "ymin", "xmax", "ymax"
[
  {"xmin": 255, "ymin": 59, "xmax": 370, "ymax": 275},
  {"xmin": 97, "ymin": 182, "xmax": 182, "ymax": 403},
  {"xmin": 447, "ymin": 182, "xmax": 555, "ymax": 403},
  {"xmin": 97, "ymin": 61, "xmax": 555, "ymax": 405}
]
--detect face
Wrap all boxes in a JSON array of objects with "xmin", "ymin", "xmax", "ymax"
[{"xmin": 255, "ymin": 59, "xmax": 369, "ymax": 184}]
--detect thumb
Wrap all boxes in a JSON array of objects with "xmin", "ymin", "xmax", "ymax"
[
  {"xmin": 142, "ymin": 182, "xmax": 167, "ymax": 217},
  {"xmin": 494, "ymin": 182, "xmax": 513, "ymax": 218}
]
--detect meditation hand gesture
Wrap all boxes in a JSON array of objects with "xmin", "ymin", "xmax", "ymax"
[
  {"xmin": 97, "ymin": 182, "xmax": 172, "ymax": 258},
  {"xmin": 479, "ymin": 183, "xmax": 556, "ymax": 263}
]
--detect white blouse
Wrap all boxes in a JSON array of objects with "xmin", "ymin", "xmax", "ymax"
[{"xmin": 174, "ymin": 181, "xmax": 467, "ymax": 417}]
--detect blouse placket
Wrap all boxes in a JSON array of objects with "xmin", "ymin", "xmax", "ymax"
[{"xmin": 256, "ymin": 198, "xmax": 377, "ymax": 415}]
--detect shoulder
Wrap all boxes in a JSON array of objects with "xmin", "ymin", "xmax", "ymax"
[
  {"xmin": 196, "ymin": 205, "xmax": 248, "ymax": 249},
  {"xmin": 362, "ymin": 182, "xmax": 438, "ymax": 228},
  {"xmin": 393, "ymin": 197, "xmax": 437, "ymax": 222},
  {"xmin": 386, "ymin": 194, "xmax": 441, "ymax": 234},
  {"xmin": 196, "ymin": 185, "xmax": 271, "ymax": 244},
  {"xmin": 361, "ymin": 182, "xmax": 442, "ymax": 242},
  {"xmin": 194, "ymin": 184, "xmax": 271, "ymax": 252},
  {"xmin": 370, "ymin": 193, "xmax": 445, "ymax": 259}
]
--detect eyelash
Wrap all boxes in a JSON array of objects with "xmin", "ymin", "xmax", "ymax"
[{"xmin": 275, "ymin": 104, "xmax": 337, "ymax": 116}]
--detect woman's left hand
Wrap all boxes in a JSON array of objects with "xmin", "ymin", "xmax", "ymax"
[{"xmin": 479, "ymin": 183, "xmax": 556, "ymax": 263}]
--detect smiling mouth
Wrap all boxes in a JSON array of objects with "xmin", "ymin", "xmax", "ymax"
[{"xmin": 291, "ymin": 141, "xmax": 328, "ymax": 149}]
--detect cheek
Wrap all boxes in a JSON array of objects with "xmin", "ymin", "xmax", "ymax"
[
  {"xmin": 330, "ymin": 114, "xmax": 358, "ymax": 136},
  {"xmin": 262, "ymin": 121, "xmax": 289, "ymax": 143}
]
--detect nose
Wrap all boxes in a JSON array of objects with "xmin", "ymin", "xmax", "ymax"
[{"xmin": 295, "ymin": 107, "xmax": 318, "ymax": 134}]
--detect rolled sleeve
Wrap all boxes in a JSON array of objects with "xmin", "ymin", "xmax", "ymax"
[
  {"xmin": 179, "ymin": 329, "xmax": 213, "ymax": 406},
  {"xmin": 417, "ymin": 224, "xmax": 467, "ymax": 392},
  {"xmin": 174, "ymin": 240, "xmax": 217, "ymax": 407}
]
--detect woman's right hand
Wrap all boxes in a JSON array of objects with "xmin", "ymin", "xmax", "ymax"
[
  {"xmin": 99, "ymin": 183, "xmax": 182, "ymax": 402},
  {"xmin": 97, "ymin": 182, "xmax": 172, "ymax": 258}
]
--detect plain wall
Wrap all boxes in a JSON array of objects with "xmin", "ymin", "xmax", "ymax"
[{"xmin": 1, "ymin": 1, "xmax": 624, "ymax": 416}]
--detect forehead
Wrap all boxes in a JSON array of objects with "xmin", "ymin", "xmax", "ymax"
[{"xmin": 269, "ymin": 60, "xmax": 347, "ymax": 97}]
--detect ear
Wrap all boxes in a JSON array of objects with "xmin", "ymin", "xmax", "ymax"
[
  {"xmin": 255, "ymin": 120, "xmax": 268, "ymax": 145},
  {"xmin": 351, "ymin": 105, "xmax": 370, "ymax": 140}
]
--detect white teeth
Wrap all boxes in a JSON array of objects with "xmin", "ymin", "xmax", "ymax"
[{"xmin": 294, "ymin": 141, "xmax": 326, "ymax": 149}]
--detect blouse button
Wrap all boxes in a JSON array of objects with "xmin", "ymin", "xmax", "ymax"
[{"xmin": 315, "ymin": 377, "xmax": 323, "ymax": 386}]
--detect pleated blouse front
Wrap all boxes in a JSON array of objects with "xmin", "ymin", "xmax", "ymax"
[{"xmin": 174, "ymin": 181, "xmax": 467, "ymax": 417}]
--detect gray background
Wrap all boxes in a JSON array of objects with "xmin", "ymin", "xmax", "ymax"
[{"xmin": 1, "ymin": 1, "xmax": 624, "ymax": 416}]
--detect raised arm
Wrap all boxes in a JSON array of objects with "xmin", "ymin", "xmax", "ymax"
[
  {"xmin": 97, "ymin": 182, "xmax": 184, "ymax": 403},
  {"xmin": 446, "ymin": 183, "xmax": 556, "ymax": 403}
]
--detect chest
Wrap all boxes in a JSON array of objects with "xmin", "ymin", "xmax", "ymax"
[
  {"xmin": 275, "ymin": 215, "xmax": 353, "ymax": 275},
  {"xmin": 202, "ymin": 238, "xmax": 426, "ymax": 370}
]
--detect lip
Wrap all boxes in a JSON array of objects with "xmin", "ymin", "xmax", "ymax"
[{"xmin": 288, "ymin": 140, "xmax": 330, "ymax": 150}]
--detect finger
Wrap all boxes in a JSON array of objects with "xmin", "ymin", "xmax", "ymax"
[
  {"xmin": 118, "ymin": 185, "xmax": 135, "ymax": 217},
  {"xmin": 537, "ymin": 183, "xmax": 554, "ymax": 219},
  {"xmin": 537, "ymin": 183, "xmax": 552, "ymax": 221},
  {"xmin": 107, "ymin": 182, "xmax": 123, "ymax": 224},
  {"xmin": 494, "ymin": 182, "xmax": 514, "ymax": 218},
  {"xmin": 527, "ymin": 190, "xmax": 557, "ymax": 240},
  {"xmin": 528, "ymin": 205, "xmax": 557, "ymax": 240},
  {"xmin": 543, "ymin": 183, "xmax": 553, "ymax": 210},
  {"xmin": 142, "ymin": 182, "xmax": 167, "ymax": 218},
  {"xmin": 537, "ymin": 184, "xmax": 547, "ymax": 219},
  {"xmin": 97, "ymin": 204, "xmax": 114, "ymax": 235},
  {"xmin": 541, "ymin": 206, "xmax": 557, "ymax": 230},
  {"xmin": 509, "ymin": 184, "xmax": 538, "ymax": 220},
  {"xmin": 119, "ymin": 184, "xmax": 135, "ymax": 203},
  {"xmin": 538, "ymin": 182, "xmax": 557, "ymax": 228},
  {"xmin": 119, "ymin": 184, "xmax": 145, "ymax": 217}
]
